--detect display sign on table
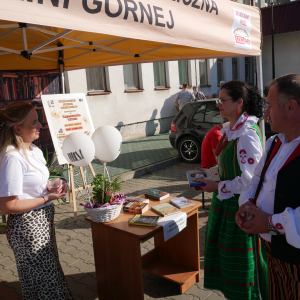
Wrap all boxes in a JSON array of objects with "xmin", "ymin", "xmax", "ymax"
[
  {"xmin": 41, "ymin": 93, "xmax": 94, "ymax": 165},
  {"xmin": 157, "ymin": 212, "xmax": 187, "ymax": 242}
]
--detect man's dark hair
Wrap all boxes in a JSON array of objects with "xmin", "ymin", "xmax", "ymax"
[
  {"xmin": 182, "ymin": 83, "xmax": 188, "ymax": 88},
  {"xmin": 269, "ymin": 74, "xmax": 300, "ymax": 107},
  {"xmin": 192, "ymin": 86, "xmax": 197, "ymax": 90},
  {"xmin": 263, "ymin": 86, "xmax": 269, "ymax": 97}
]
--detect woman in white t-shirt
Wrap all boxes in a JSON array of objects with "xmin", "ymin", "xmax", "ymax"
[{"xmin": 0, "ymin": 102, "xmax": 73, "ymax": 300}]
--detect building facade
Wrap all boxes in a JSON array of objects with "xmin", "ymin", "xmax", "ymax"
[
  {"xmin": 66, "ymin": 56, "xmax": 253, "ymax": 141},
  {"xmin": 260, "ymin": 1, "xmax": 300, "ymax": 86}
]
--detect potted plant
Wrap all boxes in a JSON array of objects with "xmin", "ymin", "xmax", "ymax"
[
  {"xmin": 91, "ymin": 174, "xmax": 122, "ymax": 204},
  {"xmin": 45, "ymin": 149, "xmax": 69, "ymax": 203},
  {"xmin": 81, "ymin": 173, "xmax": 126, "ymax": 223}
]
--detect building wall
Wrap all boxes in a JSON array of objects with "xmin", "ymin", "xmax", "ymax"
[
  {"xmin": 66, "ymin": 58, "xmax": 247, "ymax": 141},
  {"xmin": 67, "ymin": 62, "xmax": 181, "ymax": 141},
  {"xmin": 262, "ymin": 32, "xmax": 300, "ymax": 87}
]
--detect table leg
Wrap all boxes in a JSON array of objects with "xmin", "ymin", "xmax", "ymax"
[
  {"xmin": 90, "ymin": 223, "xmax": 144, "ymax": 300},
  {"xmin": 153, "ymin": 210, "xmax": 200, "ymax": 293}
]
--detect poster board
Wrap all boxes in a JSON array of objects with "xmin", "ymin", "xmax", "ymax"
[{"xmin": 41, "ymin": 93, "xmax": 95, "ymax": 165}]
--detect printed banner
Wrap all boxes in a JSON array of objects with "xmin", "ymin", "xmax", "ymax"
[
  {"xmin": 0, "ymin": 0, "xmax": 262, "ymax": 71},
  {"xmin": 42, "ymin": 93, "xmax": 95, "ymax": 165}
]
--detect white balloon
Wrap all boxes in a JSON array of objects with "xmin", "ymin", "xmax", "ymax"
[
  {"xmin": 62, "ymin": 132, "xmax": 95, "ymax": 167},
  {"xmin": 92, "ymin": 125, "xmax": 122, "ymax": 163}
]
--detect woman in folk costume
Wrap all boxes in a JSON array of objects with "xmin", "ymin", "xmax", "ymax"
[{"xmin": 199, "ymin": 80, "xmax": 268, "ymax": 299}]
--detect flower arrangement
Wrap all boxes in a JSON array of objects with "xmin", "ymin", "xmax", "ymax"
[{"xmin": 80, "ymin": 173, "xmax": 126, "ymax": 209}]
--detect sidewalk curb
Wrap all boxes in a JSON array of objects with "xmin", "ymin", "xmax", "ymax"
[{"xmin": 117, "ymin": 156, "xmax": 181, "ymax": 181}]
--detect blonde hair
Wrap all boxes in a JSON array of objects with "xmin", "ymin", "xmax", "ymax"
[{"xmin": 0, "ymin": 101, "xmax": 36, "ymax": 166}]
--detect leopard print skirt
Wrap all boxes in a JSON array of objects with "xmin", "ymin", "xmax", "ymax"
[{"xmin": 6, "ymin": 203, "xmax": 73, "ymax": 300}]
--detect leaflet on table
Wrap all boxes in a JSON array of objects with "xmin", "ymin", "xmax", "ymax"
[
  {"xmin": 157, "ymin": 212, "xmax": 187, "ymax": 242},
  {"xmin": 186, "ymin": 166, "xmax": 220, "ymax": 187},
  {"xmin": 41, "ymin": 93, "xmax": 94, "ymax": 165}
]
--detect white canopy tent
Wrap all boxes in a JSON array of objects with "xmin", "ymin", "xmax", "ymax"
[{"xmin": 0, "ymin": 0, "xmax": 265, "ymax": 145}]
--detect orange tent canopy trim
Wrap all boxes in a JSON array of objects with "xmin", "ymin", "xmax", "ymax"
[{"xmin": 0, "ymin": 0, "xmax": 262, "ymax": 71}]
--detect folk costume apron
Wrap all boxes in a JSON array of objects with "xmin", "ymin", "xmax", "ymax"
[{"xmin": 204, "ymin": 124, "xmax": 268, "ymax": 300}]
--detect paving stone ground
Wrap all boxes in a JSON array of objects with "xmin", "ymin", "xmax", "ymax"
[{"xmin": 0, "ymin": 162, "xmax": 225, "ymax": 300}]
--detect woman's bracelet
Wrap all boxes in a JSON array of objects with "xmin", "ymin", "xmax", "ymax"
[{"xmin": 42, "ymin": 196, "xmax": 46, "ymax": 204}]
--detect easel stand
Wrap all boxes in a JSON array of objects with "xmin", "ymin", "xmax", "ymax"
[{"xmin": 68, "ymin": 163, "xmax": 96, "ymax": 221}]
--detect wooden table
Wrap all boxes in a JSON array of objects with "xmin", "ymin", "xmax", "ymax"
[{"xmin": 86, "ymin": 195, "xmax": 202, "ymax": 300}]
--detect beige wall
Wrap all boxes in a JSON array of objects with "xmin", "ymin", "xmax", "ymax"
[
  {"xmin": 262, "ymin": 32, "xmax": 300, "ymax": 87},
  {"xmin": 66, "ymin": 57, "xmax": 249, "ymax": 141}
]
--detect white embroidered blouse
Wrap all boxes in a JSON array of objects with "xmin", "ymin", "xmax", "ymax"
[
  {"xmin": 239, "ymin": 134, "xmax": 300, "ymax": 248},
  {"xmin": 217, "ymin": 112, "xmax": 263, "ymax": 200}
]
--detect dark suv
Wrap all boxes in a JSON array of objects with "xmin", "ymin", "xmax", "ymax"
[
  {"xmin": 169, "ymin": 100, "xmax": 275, "ymax": 163},
  {"xmin": 169, "ymin": 100, "xmax": 223, "ymax": 163}
]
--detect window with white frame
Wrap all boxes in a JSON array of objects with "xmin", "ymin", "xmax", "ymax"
[
  {"xmin": 123, "ymin": 64, "xmax": 140, "ymax": 90},
  {"xmin": 178, "ymin": 60, "xmax": 189, "ymax": 86},
  {"xmin": 199, "ymin": 60, "xmax": 208, "ymax": 86},
  {"xmin": 232, "ymin": 58, "xmax": 238, "ymax": 80},
  {"xmin": 153, "ymin": 62, "xmax": 167, "ymax": 88},
  {"xmin": 217, "ymin": 58, "xmax": 224, "ymax": 84},
  {"xmin": 86, "ymin": 67, "xmax": 107, "ymax": 91}
]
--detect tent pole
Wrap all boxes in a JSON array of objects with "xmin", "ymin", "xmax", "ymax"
[
  {"xmin": 27, "ymin": 29, "xmax": 72, "ymax": 54},
  {"xmin": 0, "ymin": 27, "xmax": 19, "ymax": 40},
  {"xmin": 59, "ymin": 49, "xmax": 70, "ymax": 203},
  {"xmin": 256, "ymin": 55, "xmax": 265, "ymax": 152},
  {"xmin": 60, "ymin": 63, "xmax": 65, "ymax": 94},
  {"xmin": 271, "ymin": 2, "xmax": 275, "ymax": 80},
  {"xmin": 60, "ymin": 62, "xmax": 70, "ymax": 202},
  {"xmin": 21, "ymin": 26, "xmax": 27, "ymax": 51},
  {"xmin": 195, "ymin": 60, "xmax": 198, "ymax": 87},
  {"xmin": 58, "ymin": 46, "xmax": 65, "ymax": 94}
]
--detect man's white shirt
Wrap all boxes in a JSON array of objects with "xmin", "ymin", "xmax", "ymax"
[
  {"xmin": 239, "ymin": 134, "xmax": 300, "ymax": 248},
  {"xmin": 175, "ymin": 89, "xmax": 195, "ymax": 110}
]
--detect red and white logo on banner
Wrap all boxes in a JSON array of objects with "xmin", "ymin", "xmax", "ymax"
[{"xmin": 232, "ymin": 9, "xmax": 252, "ymax": 50}]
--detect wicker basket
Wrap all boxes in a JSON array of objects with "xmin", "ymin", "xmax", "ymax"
[{"xmin": 85, "ymin": 203, "xmax": 123, "ymax": 223}]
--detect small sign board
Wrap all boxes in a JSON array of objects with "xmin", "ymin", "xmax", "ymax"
[
  {"xmin": 157, "ymin": 212, "xmax": 187, "ymax": 242},
  {"xmin": 41, "ymin": 93, "xmax": 95, "ymax": 165}
]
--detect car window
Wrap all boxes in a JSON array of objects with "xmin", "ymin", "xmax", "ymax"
[
  {"xmin": 204, "ymin": 102, "xmax": 224, "ymax": 123},
  {"xmin": 178, "ymin": 116, "xmax": 187, "ymax": 128},
  {"xmin": 192, "ymin": 104, "xmax": 206, "ymax": 123}
]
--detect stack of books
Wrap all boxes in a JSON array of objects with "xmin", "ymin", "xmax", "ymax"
[
  {"xmin": 128, "ymin": 215, "xmax": 159, "ymax": 227},
  {"xmin": 123, "ymin": 201, "xmax": 149, "ymax": 214},
  {"xmin": 170, "ymin": 197, "xmax": 194, "ymax": 209},
  {"xmin": 124, "ymin": 196, "xmax": 149, "ymax": 204},
  {"xmin": 151, "ymin": 203, "xmax": 180, "ymax": 217},
  {"xmin": 145, "ymin": 189, "xmax": 169, "ymax": 200}
]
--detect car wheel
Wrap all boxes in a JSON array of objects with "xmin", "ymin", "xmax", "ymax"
[{"xmin": 178, "ymin": 136, "xmax": 201, "ymax": 163}]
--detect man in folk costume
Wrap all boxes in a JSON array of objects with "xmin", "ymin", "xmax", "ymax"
[{"xmin": 236, "ymin": 74, "xmax": 300, "ymax": 300}]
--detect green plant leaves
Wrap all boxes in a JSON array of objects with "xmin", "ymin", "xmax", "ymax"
[
  {"xmin": 45, "ymin": 147, "xmax": 69, "ymax": 203},
  {"xmin": 91, "ymin": 173, "xmax": 122, "ymax": 204}
]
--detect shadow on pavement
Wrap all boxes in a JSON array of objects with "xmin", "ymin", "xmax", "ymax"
[{"xmin": 1, "ymin": 268, "xmax": 206, "ymax": 300}]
